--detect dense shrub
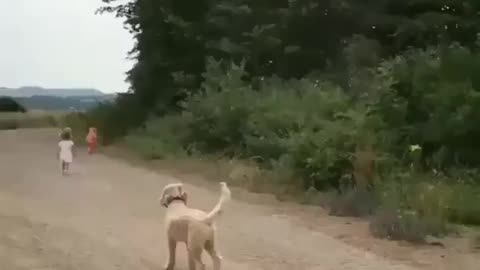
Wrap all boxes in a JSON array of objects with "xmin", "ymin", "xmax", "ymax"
[
  {"xmin": 61, "ymin": 112, "xmax": 89, "ymax": 143},
  {"xmin": 63, "ymin": 94, "xmax": 149, "ymax": 145},
  {"xmin": 87, "ymin": 94, "xmax": 148, "ymax": 145},
  {"xmin": 127, "ymin": 59, "xmax": 382, "ymax": 190},
  {"xmin": 369, "ymin": 45, "xmax": 480, "ymax": 166},
  {"xmin": 123, "ymin": 115, "xmax": 190, "ymax": 159}
]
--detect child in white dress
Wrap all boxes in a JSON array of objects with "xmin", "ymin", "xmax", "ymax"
[{"xmin": 58, "ymin": 131, "xmax": 75, "ymax": 175}]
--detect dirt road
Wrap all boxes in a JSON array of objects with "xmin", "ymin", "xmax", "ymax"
[{"xmin": 0, "ymin": 129, "xmax": 449, "ymax": 269}]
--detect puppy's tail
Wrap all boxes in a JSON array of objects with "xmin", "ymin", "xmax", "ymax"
[{"xmin": 201, "ymin": 182, "xmax": 231, "ymax": 225}]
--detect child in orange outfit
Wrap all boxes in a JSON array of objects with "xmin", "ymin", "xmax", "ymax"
[{"xmin": 86, "ymin": 127, "xmax": 98, "ymax": 154}]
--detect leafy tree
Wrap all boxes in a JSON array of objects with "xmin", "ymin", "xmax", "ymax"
[
  {"xmin": 99, "ymin": 0, "xmax": 480, "ymax": 112},
  {"xmin": 0, "ymin": 97, "xmax": 26, "ymax": 112}
]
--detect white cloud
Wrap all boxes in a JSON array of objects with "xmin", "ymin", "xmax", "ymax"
[{"xmin": 0, "ymin": 0, "xmax": 134, "ymax": 93}]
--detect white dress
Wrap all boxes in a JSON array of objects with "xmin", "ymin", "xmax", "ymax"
[{"xmin": 58, "ymin": 140, "xmax": 74, "ymax": 163}]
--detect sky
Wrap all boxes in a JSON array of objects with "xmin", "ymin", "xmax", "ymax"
[{"xmin": 0, "ymin": 0, "xmax": 134, "ymax": 93}]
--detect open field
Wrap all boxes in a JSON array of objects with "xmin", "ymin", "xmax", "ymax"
[{"xmin": 0, "ymin": 111, "xmax": 66, "ymax": 130}]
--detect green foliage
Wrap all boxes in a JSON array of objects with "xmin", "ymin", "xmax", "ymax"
[
  {"xmin": 98, "ymin": 0, "xmax": 480, "ymax": 112},
  {"xmin": 95, "ymin": 0, "xmax": 480, "ymax": 241},
  {"xmin": 61, "ymin": 94, "xmax": 148, "ymax": 145},
  {"xmin": 0, "ymin": 97, "xmax": 26, "ymax": 112},
  {"xmin": 174, "ymin": 59, "xmax": 381, "ymax": 190},
  {"xmin": 87, "ymin": 94, "xmax": 148, "ymax": 145},
  {"xmin": 61, "ymin": 112, "xmax": 89, "ymax": 144},
  {"xmin": 124, "ymin": 115, "xmax": 190, "ymax": 159},
  {"xmin": 447, "ymin": 184, "xmax": 480, "ymax": 225},
  {"xmin": 117, "ymin": 44, "xmax": 480, "ymax": 241},
  {"xmin": 182, "ymin": 61, "xmax": 254, "ymax": 154},
  {"xmin": 366, "ymin": 44, "xmax": 480, "ymax": 166}
]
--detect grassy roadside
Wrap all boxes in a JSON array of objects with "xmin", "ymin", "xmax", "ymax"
[
  {"xmin": 104, "ymin": 141, "xmax": 479, "ymax": 239},
  {"xmin": 0, "ymin": 111, "xmax": 65, "ymax": 130},
  {"xmin": 99, "ymin": 142, "xmax": 480, "ymax": 270}
]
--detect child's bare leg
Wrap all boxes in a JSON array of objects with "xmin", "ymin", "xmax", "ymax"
[
  {"xmin": 64, "ymin": 163, "xmax": 70, "ymax": 174},
  {"xmin": 61, "ymin": 161, "xmax": 66, "ymax": 175}
]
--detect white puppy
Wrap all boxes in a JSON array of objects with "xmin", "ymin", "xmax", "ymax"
[{"xmin": 159, "ymin": 182, "xmax": 231, "ymax": 270}]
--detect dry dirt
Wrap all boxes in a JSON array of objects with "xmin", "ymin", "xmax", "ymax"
[{"xmin": 0, "ymin": 129, "xmax": 478, "ymax": 270}]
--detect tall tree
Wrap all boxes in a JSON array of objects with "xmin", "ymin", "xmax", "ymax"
[{"xmin": 99, "ymin": 0, "xmax": 480, "ymax": 112}]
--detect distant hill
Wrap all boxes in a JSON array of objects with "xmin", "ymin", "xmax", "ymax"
[
  {"xmin": 13, "ymin": 95, "xmax": 116, "ymax": 112},
  {"xmin": 0, "ymin": 87, "xmax": 104, "ymax": 97}
]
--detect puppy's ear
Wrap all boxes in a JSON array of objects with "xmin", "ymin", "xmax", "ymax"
[
  {"xmin": 181, "ymin": 191, "xmax": 188, "ymax": 203},
  {"xmin": 159, "ymin": 187, "xmax": 170, "ymax": 208},
  {"xmin": 176, "ymin": 186, "xmax": 188, "ymax": 204},
  {"xmin": 161, "ymin": 194, "xmax": 171, "ymax": 208}
]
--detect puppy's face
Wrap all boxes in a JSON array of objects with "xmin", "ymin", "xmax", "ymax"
[{"xmin": 160, "ymin": 183, "xmax": 188, "ymax": 208}]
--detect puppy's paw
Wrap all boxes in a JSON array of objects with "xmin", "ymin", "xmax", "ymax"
[{"xmin": 164, "ymin": 264, "xmax": 174, "ymax": 270}]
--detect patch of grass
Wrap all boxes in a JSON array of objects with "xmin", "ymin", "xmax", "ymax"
[
  {"xmin": 116, "ymin": 114, "xmax": 192, "ymax": 160},
  {"xmin": 123, "ymin": 134, "xmax": 187, "ymax": 160},
  {"xmin": 369, "ymin": 207, "xmax": 448, "ymax": 243},
  {"xmin": 447, "ymin": 184, "xmax": 480, "ymax": 225},
  {"xmin": 0, "ymin": 112, "xmax": 63, "ymax": 130},
  {"xmin": 0, "ymin": 118, "xmax": 18, "ymax": 130},
  {"xmin": 368, "ymin": 174, "xmax": 452, "ymax": 243}
]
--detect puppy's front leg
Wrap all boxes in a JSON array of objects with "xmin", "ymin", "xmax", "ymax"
[{"xmin": 164, "ymin": 238, "xmax": 177, "ymax": 270}]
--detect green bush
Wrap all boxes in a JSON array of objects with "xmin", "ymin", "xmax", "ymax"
[
  {"xmin": 123, "ymin": 114, "xmax": 190, "ymax": 159},
  {"xmin": 174, "ymin": 59, "xmax": 382, "ymax": 190},
  {"xmin": 368, "ymin": 45, "xmax": 480, "ymax": 166},
  {"xmin": 61, "ymin": 112, "xmax": 89, "ymax": 144}
]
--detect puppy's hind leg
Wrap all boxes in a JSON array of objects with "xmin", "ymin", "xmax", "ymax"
[
  {"xmin": 188, "ymin": 247, "xmax": 205, "ymax": 270},
  {"xmin": 205, "ymin": 240, "xmax": 222, "ymax": 270},
  {"xmin": 164, "ymin": 238, "xmax": 177, "ymax": 270}
]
